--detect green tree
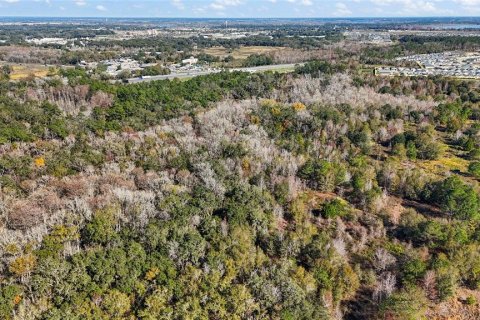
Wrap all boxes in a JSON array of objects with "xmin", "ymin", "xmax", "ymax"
[
  {"xmin": 468, "ymin": 161, "xmax": 480, "ymax": 179},
  {"xmin": 81, "ymin": 208, "xmax": 118, "ymax": 246},
  {"xmin": 102, "ymin": 289, "xmax": 131, "ymax": 318},
  {"xmin": 378, "ymin": 286, "xmax": 427, "ymax": 320},
  {"xmin": 321, "ymin": 198, "xmax": 350, "ymax": 219},
  {"xmin": 406, "ymin": 140, "xmax": 417, "ymax": 160},
  {"xmin": 400, "ymin": 256, "xmax": 426, "ymax": 286},
  {"xmin": 430, "ymin": 176, "xmax": 480, "ymax": 220}
]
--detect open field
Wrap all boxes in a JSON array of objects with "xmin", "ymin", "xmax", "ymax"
[
  {"xmin": 259, "ymin": 64, "xmax": 297, "ymax": 73},
  {"xmin": 3, "ymin": 64, "xmax": 54, "ymax": 80},
  {"xmin": 418, "ymin": 154, "xmax": 470, "ymax": 175},
  {"xmin": 125, "ymin": 63, "xmax": 303, "ymax": 83},
  {"xmin": 203, "ymin": 45, "xmax": 284, "ymax": 60}
]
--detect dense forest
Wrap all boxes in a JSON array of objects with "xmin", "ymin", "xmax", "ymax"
[{"xmin": 1, "ymin": 45, "xmax": 480, "ymax": 320}]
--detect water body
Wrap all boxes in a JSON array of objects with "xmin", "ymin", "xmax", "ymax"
[{"xmin": 433, "ymin": 24, "xmax": 480, "ymax": 30}]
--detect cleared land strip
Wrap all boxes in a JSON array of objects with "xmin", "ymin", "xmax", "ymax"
[{"xmin": 124, "ymin": 63, "xmax": 303, "ymax": 83}]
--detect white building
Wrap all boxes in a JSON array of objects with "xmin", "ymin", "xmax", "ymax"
[
  {"xmin": 182, "ymin": 57, "xmax": 199, "ymax": 65},
  {"xmin": 26, "ymin": 38, "xmax": 69, "ymax": 45}
]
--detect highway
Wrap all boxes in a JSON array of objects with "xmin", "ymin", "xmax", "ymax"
[{"xmin": 124, "ymin": 63, "xmax": 302, "ymax": 84}]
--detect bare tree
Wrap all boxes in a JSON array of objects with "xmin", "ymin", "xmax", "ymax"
[
  {"xmin": 373, "ymin": 248, "xmax": 396, "ymax": 272},
  {"xmin": 373, "ymin": 272, "xmax": 396, "ymax": 303}
]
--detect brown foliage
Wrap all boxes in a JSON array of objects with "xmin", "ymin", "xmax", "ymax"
[
  {"xmin": 23, "ymin": 85, "xmax": 113, "ymax": 115},
  {"xmin": 8, "ymin": 200, "xmax": 44, "ymax": 230},
  {"xmin": 90, "ymin": 91, "xmax": 114, "ymax": 108},
  {"xmin": 53, "ymin": 177, "xmax": 89, "ymax": 198},
  {"xmin": 32, "ymin": 189, "xmax": 64, "ymax": 212},
  {"xmin": 0, "ymin": 46, "xmax": 61, "ymax": 64},
  {"xmin": 97, "ymin": 174, "xmax": 136, "ymax": 194}
]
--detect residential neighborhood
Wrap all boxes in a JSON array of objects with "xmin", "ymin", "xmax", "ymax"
[{"xmin": 377, "ymin": 51, "xmax": 480, "ymax": 78}]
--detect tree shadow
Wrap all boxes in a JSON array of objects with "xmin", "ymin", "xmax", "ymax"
[{"xmin": 401, "ymin": 198, "xmax": 443, "ymax": 218}]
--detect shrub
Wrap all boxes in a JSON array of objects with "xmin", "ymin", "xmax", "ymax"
[
  {"xmin": 321, "ymin": 198, "xmax": 350, "ymax": 219},
  {"xmin": 378, "ymin": 286, "xmax": 427, "ymax": 320},
  {"xmin": 400, "ymin": 257, "xmax": 426, "ymax": 286},
  {"xmin": 468, "ymin": 161, "xmax": 480, "ymax": 179},
  {"xmin": 465, "ymin": 295, "xmax": 477, "ymax": 305},
  {"xmin": 242, "ymin": 54, "xmax": 273, "ymax": 67}
]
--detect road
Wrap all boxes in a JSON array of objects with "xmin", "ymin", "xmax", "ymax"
[{"xmin": 124, "ymin": 63, "xmax": 302, "ymax": 84}]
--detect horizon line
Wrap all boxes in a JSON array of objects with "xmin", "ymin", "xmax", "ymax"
[{"xmin": 1, "ymin": 16, "xmax": 480, "ymax": 19}]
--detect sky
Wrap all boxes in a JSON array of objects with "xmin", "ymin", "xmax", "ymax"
[{"xmin": 0, "ymin": 0, "xmax": 479, "ymax": 18}]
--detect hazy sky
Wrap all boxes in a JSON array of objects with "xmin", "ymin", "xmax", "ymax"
[{"xmin": 0, "ymin": 0, "xmax": 479, "ymax": 18}]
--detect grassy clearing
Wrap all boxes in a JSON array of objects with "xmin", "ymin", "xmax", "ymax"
[
  {"xmin": 7, "ymin": 64, "xmax": 54, "ymax": 80},
  {"xmin": 203, "ymin": 46, "xmax": 284, "ymax": 60},
  {"xmin": 418, "ymin": 153, "xmax": 469, "ymax": 175},
  {"xmin": 264, "ymin": 65, "xmax": 297, "ymax": 73}
]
